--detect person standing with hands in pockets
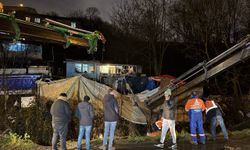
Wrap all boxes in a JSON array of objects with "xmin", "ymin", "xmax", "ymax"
[
  {"xmin": 50, "ymin": 93, "xmax": 71, "ymax": 150},
  {"xmin": 99, "ymin": 89, "xmax": 119, "ymax": 150},
  {"xmin": 75, "ymin": 95, "xmax": 94, "ymax": 150}
]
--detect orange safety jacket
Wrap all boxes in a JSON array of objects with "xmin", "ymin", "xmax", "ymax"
[
  {"xmin": 155, "ymin": 118, "xmax": 163, "ymax": 129},
  {"xmin": 185, "ymin": 98, "xmax": 205, "ymax": 112},
  {"xmin": 204, "ymin": 100, "xmax": 217, "ymax": 114}
]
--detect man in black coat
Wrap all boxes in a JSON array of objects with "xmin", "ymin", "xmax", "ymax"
[
  {"xmin": 50, "ymin": 93, "xmax": 71, "ymax": 150},
  {"xmin": 99, "ymin": 89, "xmax": 119, "ymax": 150}
]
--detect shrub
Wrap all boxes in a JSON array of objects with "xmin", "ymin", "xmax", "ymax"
[
  {"xmin": 24, "ymin": 99, "xmax": 53, "ymax": 145},
  {"xmin": 127, "ymin": 135, "xmax": 152, "ymax": 143},
  {"xmin": 177, "ymin": 129, "xmax": 190, "ymax": 140},
  {"xmin": 0, "ymin": 132, "xmax": 34, "ymax": 149}
]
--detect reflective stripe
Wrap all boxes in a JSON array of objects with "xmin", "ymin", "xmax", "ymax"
[
  {"xmin": 199, "ymin": 134, "xmax": 205, "ymax": 136},
  {"xmin": 190, "ymin": 108, "xmax": 202, "ymax": 112},
  {"xmin": 191, "ymin": 134, "xmax": 197, "ymax": 136},
  {"xmin": 185, "ymin": 98, "xmax": 205, "ymax": 111},
  {"xmin": 205, "ymin": 100, "xmax": 217, "ymax": 113}
]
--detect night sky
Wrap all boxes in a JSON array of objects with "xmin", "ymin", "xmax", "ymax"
[{"xmin": 1, "ymin": 0, "xmax": 118, "ymax": 21}]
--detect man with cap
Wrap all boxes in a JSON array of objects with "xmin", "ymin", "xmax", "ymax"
[
  {"xmin": 75, "ymin": 95, "xmax": 94, "ymax": 150},
  {"xmin": 50, "ymin": 93, "xmax": 71, "ymax": 150},
  {"xmin": 154, "ymin": 88, "xmax": 177, "ymax": 149}
]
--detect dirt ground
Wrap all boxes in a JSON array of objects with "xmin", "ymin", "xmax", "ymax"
[{"xmin": 35, "ymin": 135, "xmax": 250, "ymax": 150}]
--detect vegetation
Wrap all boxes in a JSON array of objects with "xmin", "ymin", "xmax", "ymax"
[
  {"xmin": 0, "ymin": 132, "xmax": 35, "ymax": 149},
  {"xmin": 229, "ymin": 128, "xmax": 250, "ymax": 137},
  {"xmin": 24, "ymin": 99, "xmax": 53, "ymax": 146},
  {"xmin": 127, "ymin": 136, "xmax": 155, "ymax": 143},
  {"xmin": 176, "ymin": 129, "xmax": 192, "ymax": 141},
  {"xmin": 2, "ymin": 128, "xmax": 250, "ymax": 150},
  {"xmin": 0, "ymin": 95, "xmax": 145, "ymax": 146},
  {"xmin": 112, "ymin": 0, "xmax": 173, "ymax": 75}
]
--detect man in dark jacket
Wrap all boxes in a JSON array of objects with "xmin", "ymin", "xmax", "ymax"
[
  {"xmin": 50, "ymin": 93, "xmax": 71, "ymax": 150},
  {"xmin": 203, "ymin": 97, "xmax": 228, "ymax": 141},
  {"xmin": 75, "ymin": 95, "xmax": 94, "ymax": 150},
  {"xmin": 99, "ymin": 89, "xmax": 119, "ymax": 150},
  {"xmin": 154, "ymin": 88, "xmax": 177, "ymax": 149}
]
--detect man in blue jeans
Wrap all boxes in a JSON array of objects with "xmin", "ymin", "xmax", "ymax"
[
  {"xmin": 99, "ymin": 89, "xmax": 119, "ymax": 150},
  {"xmin": 50, "ymin": 93, "xmax": 71, "ymax": 150},
  {"xmin": 75, "ymin": 95, "xmax": 94, "ymax": 150},
  {"xmin": 203, "ymin": 97, "xmax": 229, "ymax": 141}
]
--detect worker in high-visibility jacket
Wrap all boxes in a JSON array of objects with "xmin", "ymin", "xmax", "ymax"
[
  {"xmin": 185, "ymin": 91, "xmax": 206, "ymax": 145},
  {"xmin": 203, "ymin": 97, "xmax": 228, "ymax": 141}
]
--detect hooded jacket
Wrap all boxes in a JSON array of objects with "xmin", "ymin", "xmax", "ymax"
[
  {"xmin": 161, "ymin": 97, "xmax": 176, "ymax": 120},
  {"xmin": 103, "ymin": 94, "xmax": 119, "ymax": 122},
  {"xmin": 75, "ymin": 101, "xmax": 94, "ymax": 126}
]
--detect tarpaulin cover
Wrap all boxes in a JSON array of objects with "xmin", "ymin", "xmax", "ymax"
[
  {"xmin": 38, "ymin": 75, "xmax": 148, "ymax": 124},
  {"xmin": 37, "ymin": 75, "xmax": 202, "ymax": 124},
  {"xmin": 150, "ymin": 74, "xmax": 176, "ymax": 82}
]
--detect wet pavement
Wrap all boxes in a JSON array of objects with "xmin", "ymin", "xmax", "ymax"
[
  {"xmin": 91, "ymin": 141, "xmax": 225, "ymax": 150},
  {"xmin": 87, "ymin": 137, "xmax": 250, "ymax": 150}
]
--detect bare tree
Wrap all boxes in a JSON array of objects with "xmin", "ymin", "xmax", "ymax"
[
  {"xmin": 111, "ymin": 0, "xmax": 174, "ymax": 75},
  {"xmin": 169, "ymin": 0, "xmax": 249, "ymax": 118},
  {"xmin": 85, "ymin": 7, "xmax": 100, "ymax": 20},
  {"xmin": 242, "ymin": 0, "xmax": 250, "ymax": 34},
  {"xmin": 67, "ymin": 9, "xmax": 85, "ymax": 18},
  {"xmin": 169, "ymin": 0, "xmax": 246, "ymax": 61}
]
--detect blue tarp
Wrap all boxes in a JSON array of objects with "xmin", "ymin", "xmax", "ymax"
[
  {"xmin": 126, "ymin": 76, "xmax": 148, "ymax": 93},
  {"xmin": 146, "ymin": 79, "xmax": 157, "ymax": 90},
  {"xmin": 118, "ymin": 76, "xmax": 157, "ymax": 94},
  {"xmin": 0, "ymin": 75, "xmax": 41, "ymax": 91}
]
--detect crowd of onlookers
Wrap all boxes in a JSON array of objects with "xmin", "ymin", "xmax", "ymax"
[
  {"xmin": 50, "ymin": 89, "xmax": 118, "ymax": 150},
  {"xmin": 50, "ymin": 88, "xmax": 229, "ymax": 150}
]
